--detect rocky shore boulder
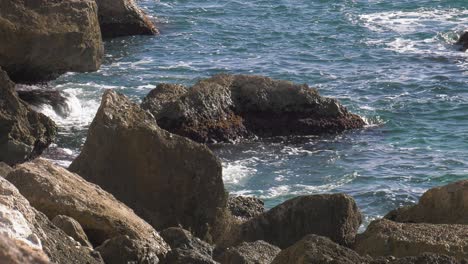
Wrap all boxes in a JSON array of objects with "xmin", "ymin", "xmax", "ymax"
[
  {"xmin": 95, "ymin": 0, "xmax": 158, "ymax": 38},
  {"xmin": 52, "ymin": 215, "xmax": 92, "ymax": 248},
  {"xmin": 216, "ymin": 240, "xmax": 280, "ymax": 264},
  {"xmin": 7, "ymin": 158, "xmax": 169, "ymax": 262},
  {"xmin": 141, "ymin": 74, "xmax": 365, "ymax": 143},
  {"xmin": 0, "ymin": 233, "xmax": 50, "ymax": 264},
  {"xmin": 354, "ymin": 219, "xmax": 468, "ymax": 260},
  {"xmin": 228, "ymin": 196, "xmax": 264, "ymax": 221},
  {"xmin": 0, "ymin": 0, "xmax": 103, "ymax": 82},
  {"xmin": 221, "ymin": 194, "xmax": 362, "ymax": 248},
  {"xmin": 0, "ymin": 162, "xmax": 12, "ymax": 177},
  {"xmin": 457, "ymin": 31, "xmax": 468, "ymax": 52},
  {"xmin": 69, "ymin": 90, "xmax": 229, "ymax": 242},
  {"xmin": 0, "ymin": 69, "xmax": 57, "ymax": 165}
]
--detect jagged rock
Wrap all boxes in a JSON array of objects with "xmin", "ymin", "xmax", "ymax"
[
  {"xmin": 0, "ymin": 162, "xmax": 12, "ymax": 177},
  {"xmin": 0, "ymin": 176, "xmax": 103, "ymax": 263},
  {"xmin": 96, "ymin": 235, "xmax": 161, "ymax": 264},
  {"xmin": 221, "ymin": 194, "xmax": 362, "ymax": 249},
  {"xmin": 52, "ymin": 215, "xmax": 92, "ymax": 248},
  {"xmin": 69, "ymin": 90, "xmax": 229, "ymax": 242},
  {"xmin": 272, "ymin": 234, "xmax": 369, "ymax": 264},
  {"xmin": 217, "ymin": 240, "xmax": 280, "ymax": 264},
  {"xmin": 228, "ymin": 196, "xmax": 264, "ymax": 221},
  {"xmin": 0, "ymin": 233, "xmax": 50, "ymax": 264},
  {"xmin": 371, "ymin": 253, "xmax": 463, "ymax": 264},
  {"xmin": 354, "ymin": 219, "xmax": 468, "ymax": 260},
  {"xmin": 457, "ymin": 32, "xmax": 468, "ymax": 52},
  {"xmin": 0, "ymin": 0, "xmax": 103, "ymax": 82},
  {"xmin": 141, "ymin": 74, "xmax": 365, "ymax": 143},
  {"xmin": 7, "ymin": 158, "xmax": 169, "ymax": 263},
  {"xmin": 16, "ymin": 87, "xmax": 70, "ymax": 117},
  {"xmin": 0, "ymin": 68, "xmax": 57, "ymax": 165},
  {"xmin": 96, "ymin": 0, "xmax": 158, "ymax": 38}
]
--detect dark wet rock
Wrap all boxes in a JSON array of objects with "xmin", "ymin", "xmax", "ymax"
[
  {"xmin": 228, "ymin": 196, "xmax": 264, "ymax": 221},
  {"xmin": 457, "ymin": 32, "xmax": 468, "ymax": 52},
  {"xmin": 371, "ymin": 253, "xmax": 464, "ymax": 264},
  {"xmin": 0, "ymin": 162, "xmax": 12, "ymax": 177},
  {"xmin": 52, "ymin": 215, "xmax": 93, "ymax": 248},
  {"xmin": 220, "ymin": 194, "xmax": 362, "ymax": 249},
  {"xmin": 0, "ymin": 0, "xmax": 103, "ymax": 82},
  {"xmin": 0, "ymin": 233, "xmax": 50, "ymax": 264},
  {"xmin": 216, "ymin": 240, "xmax": 280, "ymax": 264},
  {"xmin": 69, "ymin": 90, "xmax": 229, "ymax": 242},
  {"xmin": 7, "ymin": 158, "xmax": 169, "ymax": 262},
  {"xmin": 96, "ymin": 0, "xmax": 158, "ymax": 38},
  {"xmin": 0, "ymin": 68, "xmax": 57, "ymax": 165},
  {"xmin": 354, "ymin": 219, "xmax": 468, "ymax": 260},
  {"xmin": 96, "ymin": 235, "xmax": 161, "ymax": 264},
  {"xmin": 141, "ymin": 74, "xmax": 365, "ymax": 143},
  {"xmin": 272, "ymin": 234, "xmax": 369, "ymax": 264},
  {"xmin": 16, "ymin": 87, "xmax": 69, "ymax": 117},
  {"xmin": 0, "ymin": 176, "xmax": 103, "ymax": 264}
]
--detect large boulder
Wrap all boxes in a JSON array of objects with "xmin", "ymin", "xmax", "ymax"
[
  {"xmin": 354, "ymin": 219, "xmax": 468, "ymax": 260},
  {"xmin": 141, "ymin": 74, "xmax": 365, "ymax": 143},
  {"xmin": 0, "ymin": 69, "xmax": 57, "ymax": 165},
  {"xmin": 96, "ymin": 235, "xmax": 162, "ymax": 264},
  {"xmin": 220, "ymin": 194, "xmax": 362, "ymax": 249},
  {"xmin": 69, "ymin": 90, "xmax": 229, "ymax": 241},
  {"xmin": 457, "ymin": 31, "xmax": 468, "ymax": 52},
  {"xmin": 385, "ymin": 180, "xmax": 468, "ymax": 225},
  {"xmin": 0, "ymin": 0, "xmax": 103, "ymax": 82},
  {"xmin": 0, "ymin": 233, "xmax": 50, "ymax": 264},
  {"xmin": 228, "ymin": 196, "xmax": 264, "ymax": 221},
  {"xmin": 216, "ymin": 240, "xmax": 280, "ymax": 264},
  {"xmin": 7, "ymin": 158, "xmax": 169, "ymax": 262},
  {"xmin": 0, "ymin": 176, "xmax": 103, "ymax": 263},
  {"xmin": 95, "ymin": 0, "xmax": 158, "ymax": 38}
]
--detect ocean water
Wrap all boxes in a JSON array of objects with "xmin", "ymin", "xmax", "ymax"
[{"xmin": 39, "ymin": 0, "xmax": 467, "ymax": 226}]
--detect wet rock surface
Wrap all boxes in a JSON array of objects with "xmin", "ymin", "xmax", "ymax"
[
  {"xmin": 457, "ymin": 31, "xmax": 468, "ymax": 51},
  {"xmin": 228, "ymin": 196, "xmax": 264, "ymax": 221}
]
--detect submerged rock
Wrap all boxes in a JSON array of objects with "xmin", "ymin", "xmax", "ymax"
[
  {"xmin": 0, "ymin": 233, "xmax": 50, "ymax": 264},
  {"xmin": 96, "ymin": 0, "xmax": 158, "ymax": 38},
  {"xmin": 7, "ymin": 158, "xmax": 169, "ymax": 262},
  {"xmin": 69, "ymin": 90, "xmax": 229, "ymax": 242},
  {"xmin": 216, "ymin": 240, "xmax": 280, "ymax": 264},
  {"xmin": 141, "ymin": 74, "xmax": 365, "ymax": 143},
  {"xmin": 0, "ymin": 0, "xmax": 103, "ymax": 82},
  {"xmin": 354, "ymin": 219, "xmax": 468, "ymax": 260},
  {"xmin": 457, "ymin": 31, "xmax": 468, "ymax": 52},
  {"xmin": 16, "ymin": 87, "xmax": 70, "ymax": 117},
  {"xmin": 221, "ymin": 194, "xmax": 362, "ymax": 249},
  {"xmin": 52, "ymin": 215, "xmax": 92, "ymax": 248},
  {"xmin": 228, "ymin": 196, "xmax": 264, "ymax": 221},
  {"xmin": 0, "ymin": 69, "xmax": 57, "ymax": 165}
]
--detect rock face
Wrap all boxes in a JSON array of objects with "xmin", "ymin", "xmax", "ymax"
[
  {"xmin": 0, "ymin": 162, "xmax": 12, "ymax": 177},
  {"xmin": 7, "ymin": 158, "xmax": 169, "ymax": 262},
  {"xmin": 221, "ymin": 194, "xmax": 362, "ymax": 249},
  {"xmin": 216, "ymin": 240, "xmax": 280, "ymax": 264},
  {"xmin": 0, "ymin": 0, "xmax": 103, "ymax": 83},
  {"xmin": 52, "ymin": 215, "xmax": 92, "ymax": 248},
  {"xmin": 95, "ymin": 0, "xmax": 158, "ymax": 38},
  {"xmin": 0, "ymin": 176, "xmax": 103, "ymax": 264},
  {"xmin": 228, "ymin": 196, "xmax": 264, "ymax": 221},
  {"xmin": 141, "ymin": 74, "xmax": 365, "ymax": 143},
  {"xmin": 354, "ymin": 219, "xmax": 468, "ymax": 260},
  {"xmin": 0, "ymin": 233, "xmax": 50, "ymax": 264},
  {"xmin": 272, "ymin": 234, "xmax": 369, "ymax": 264},
  {"xmin": 16, "ymin": 87, "xmax": 70, "ymax": 117},
  {"xmin": 96, "ymin": 235, "xmax": 162, "ymax": 264},
  {"xmin": 457, "ymin": 31, "xmax": 468, "ymax": 52},
  {"xmin": 69, "ymin": 90, "xmax": 229, "ymax": 241},
  {"xmin": 386, "ymin": 180, "xmax": 468, "ymax": 225},
  {"xmin": 0, "ymin": 69, "xmax": 57, "ymax": 165},
  {"xmin": 371, "ymin": 254, "xmax": 463, "ymax": 264}
]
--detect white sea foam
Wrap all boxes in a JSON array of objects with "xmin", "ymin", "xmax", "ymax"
[{"xmin": 222, "ymin": 159, "xmax": 258, "ymax": 185}]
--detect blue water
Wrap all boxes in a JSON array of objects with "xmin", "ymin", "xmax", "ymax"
[{"xmin": 44, "ymin": 0, "xmax": 468, "ymax": 226}]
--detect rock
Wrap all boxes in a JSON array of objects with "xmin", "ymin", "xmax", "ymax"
[
  {"xmin": 95, "ymin": 0, "xmax": 158, "ymax": 38},
  {"xmin": 228, "ymin": 196, "xmax": 264, "ymax": 221},
  {"xmin": 221, "ymin": 194, "xmax": 362, "ymax": 249},
  {"xmin": 371, "ymin": 253, "xmax": 463, "ymax": 264},
  {"xmin": 141, "ymin": 74, "xmax": 365, "ymax": 143},
  {"xmin": 216, "ymin": 240, "xmax": 280, "ymax": 264},
  {"xmin": 0, "ymin": 162, "xmax": 12, "ymax": 177},
  {"xmin": 16, "ymin": 87, "xmax": 70, "ymax": 117},
  {"xmin": 0, "ymin": 0, "xmax": 103, "ymax": 82},
  {"xmin": 69, "ymin": 90, "xmax": 229, "ymax": 241},
  {"xmin": 0, "ymin": 68, "xmax": 57, "ymax": 165},
  {"xmin": 96, "ymin": 235, "xmax": 161, "ymax": 264},
  {"xmin": 0, "ymin": 233, "xmax": 50, "ymax": 264},
  {"xmin": 354, "ymin": 219, "xmax": 468, "ymax": 260},
  {"xmin": 52, "ymin": 215, "xmax": 92, "ymax": 248},
  {"xmin": 7, "ymin": 158, "xmax": 169, "ymax": 262},
  {"xmin": 162, "ymin": 248, "xmax": 219, "ymax": 264},
  {"xmin": 457, "ymin": 31, "xmax": 468, "ymax": 52},
  {"xmin": 0, "ymin": 175, "xmax": 103, "ymax": 264},
  {"xmin": 272, "ymin": 234, "xmax": 369, "ymax": 264}
]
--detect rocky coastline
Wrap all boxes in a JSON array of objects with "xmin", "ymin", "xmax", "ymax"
[{"xmin": 1, "ymin": 0, "xmax": 468, "ymax": 263}]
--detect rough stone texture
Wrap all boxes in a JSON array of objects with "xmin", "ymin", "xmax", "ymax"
[
  {"xmin": 272, "ymin": 234, "xmax": 369, "ymax": 264},
  {"xmin": 371, "ymin": 253, "xmax": 464, "ymax": 264},
  {"xmin": 386, "ymin": 180, "xmax": 468, "ymax": 225},
  {"xmin": 52, "ymin": 215, "xmax": 92, "ymax": 248},
  {"xmin": 0, "ymin": 0, "xmax": 103, "ymax": 82},
  {"xmin": 0, "ymin": 233, "xmax": 50, "ymax": 264},
  {"xmin": 69, "ymin": 90, "xmax": 229, "ymax": 242},
  {"xmin": 16, "ymin": 87, "xmax": 70, "ymax": 117},
  {"xmin": 95, "ymin": 0, "xmax": 158, "ymax": 38},
  {"xmin": 0, "ymin": 162, "xmax": 12, "ymax": 177},
  {"xmin": 96, "ymin": 235, "xmax": 161, "ymax": 264},
  {"xmin": 141, "ymin": 74, "xmax": 365, "ymax": 143},
  {"xmin": 0, "ymin": 176, "xmax": 103, "ymax": 264},
  {"xmin": 228, "ymin": 196, "xmax": 264, "ymax": 221},
  {"xmin": 221, "ymin": 194, "xmax": 362, "ymax": 249},
  {"xmin": 7, "ymin": 158, "xmax": 169, "ymax": 262},
  {"xmin": 457, "ymin": 31, "xmax": 468, "ymax": 52},
  {"xmin": 217, "ymin": 240, "xmax": 280, "ymax": 264},
  {"xmin": 354, "ymin": 219, "xmax": 468, "ymax": 260},
  {"xmin": 0, "ymin": 68, "xmax": 57, "ymax": 165}
]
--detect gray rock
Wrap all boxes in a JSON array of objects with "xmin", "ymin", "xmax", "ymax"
[
  {"xmin": 96, "ymin": 235, "xmax": 160, "ymax": 264},
  {"xmin": 0, "ymin": 162, "xmax": 12, "ymax": 177},
  {"xmin": 371, "ymin": 253, "xmax": 464, "ymax": 264},
  {"xmin": 0, "ymin": 233, "xmax": 50, "ymax": 264},
  {"xmin": 52, "ymin": 215, "xmax": 92, "ymax": 248},
  {"xmin": 217, "ymin": 240, "xmax": 280, "ymax": 264},
  {"xmin": 228, "ymin": 196, "xmax": 264, "ymax": 221},
  {"xmin": 457, "ymin": 31, "xmax": 468, "ymax": 52}
]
